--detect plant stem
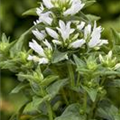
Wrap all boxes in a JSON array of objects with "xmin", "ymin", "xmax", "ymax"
[
  {"xmin": 83, "ymin": 91, "xmax": 87, "ymax": 113},
  {"xmin": 76, "ymin": 73, "xmax": 80, "ymax": 86},
  {"xmin": 88, "ymin": 97, "xmax": 99, "ymax": 120},
  {"xmin": 46, "ymin": 101, "xmax": 53, "ymax": 120},
  {"xmin": 61, "ymin": 89, "xmax": 69, "ymax": 105},
  {"xmin": 67, "ymin": 62, "xmax": 75, "ymax": 87}
]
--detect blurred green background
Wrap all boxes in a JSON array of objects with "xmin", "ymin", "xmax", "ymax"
[{"xmin": 0, "ymin": 0, "xmax": 120, "ymax": 120}]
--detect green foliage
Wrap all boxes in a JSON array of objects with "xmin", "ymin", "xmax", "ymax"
[{"xmin": 1, "ymin": 0, "xmax": 120, "ymax": 120}]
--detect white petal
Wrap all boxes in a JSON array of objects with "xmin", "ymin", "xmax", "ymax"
[
  {"xmin": 27, "ymin": 55, "xmax": 34, "ymax": 60},
  {"xmin": 63, "ymin": 0, "xmax": 85, "ymax": 16},
  {"xmin": 42, "ymin": 0, "xmax": 53, "ymax": 9},
  {"xmin": 36, "ymin": 4, "xmax": 44, "ymax": 16},
  {"xmin": 29, "ymin": 39, "xmax": 45, "ymax": 57},
  {"xmin": 77, "ymin": 21, "xmax": 85, "ymax": 30},
  {"xmin": 33, "ymin": 19, "xmax": 41, "ymax": 25},
  {"xmin": 32, "ymin": 29, "xmax": 46, "ymax": 40},
  {"xmin": 43, "ymin": 39, "xmax": 52, "ymax": 50},
  {"xmin": 84, "ymin": 24, "xmax": 92, "ymax": 39},
  {"xmin": 46, "ymin": 27, "xmax": 59, "ymax": 39},
  {"xmin": 98, "ymin": 39, "xmax": 108, "ymax": 46},
  {"xmin": 39, "ymin": 12, "xmax": 53, "ymax": 25},
  {"xmin": 57, "ymin": 20, "xmax": 74, "ymax": 41},
  {"xmin": 88, "ymin": 26, "xmax": 102, "ymax": 48},
  {"xmin": 52, "ymin": 40, "xmax": 62, "ymax": 45},
  {"xmin": 39, "ymin": 58, "xmax": 49, "ymax": 64},
  {"xmin": 69, "ymin": 39, "xmax": 85, "ymax": 48},
  {"xmin": 27, "ymin": 55, "xmax": 40, "ymax": 62},
  {"xmin": 59, "ymin": 20, "xmax": 66, "ymax": 30}
]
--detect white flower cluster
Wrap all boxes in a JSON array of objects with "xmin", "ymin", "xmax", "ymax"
[
  {"xmin": 28, "ymin": 0, "xmax": 108, "ymax": 65},
  {"xmin": 34, "ymin": 0, "xmax": 85, "ymax": 25},
  {"xmin": 45, "ymin": 20, "xmax": 108, "ymax": 49}
]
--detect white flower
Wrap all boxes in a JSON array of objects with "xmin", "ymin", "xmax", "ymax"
[
  {"xmin": 34, "ymin": 11, "xmax": 53, "ymax": 25},
  {"xmin": 63, "ymin": 0, "xmax": 85, "ymax": 16},
  {"xmin": 39, "ymin": 11, "xmax": 53, "ymax": 25},
  {"xmin": 57, "ymin": 20, "xmax": 75, "ymax": 41},
  {"xmin": 29, "ymin": 39, "xmax": 45, "ymax": 57},
  {"xmin": 38, "ymin": 58, "xmax": 49, "ymax": 64},
  {"xmin": 36, "ymin": 4, "xmax": 44, "ymax": 15},
  {"xmin": 28, "ymin": 39, "xmax": 52, "ymax": 64},
  {"xmin": 69, "ymin": 39, "xmax": 85, "ymax": 48},
  {"xmin": 42, "ymin": 0, "xmax": 84, "ymax": 16},
  {"xmin": 46, "ymin": 20, "xmax": 85, "ymax": 48},
  {"xmin": 34, "ymin": 4, "xmax": 53, "ymax": 25},
  {"xmin": 32, "ymin": 29, "xmax": 46, "ymax": 41},
  {"xmin": 84, "ymin": 24, "xmax": 92, "ymax": 39},
  {"xmin": 52, "ymin": 40, "xmax": 62, "ymax": 45},
  {"xmin": 42, "ymin": 0, "xmax": 54, "ymax": 9},
  {"xmin": 46, "ymin": 27, "xmax": 59, "ymax": 39},
  {"xmin": 84, "ymin": 21, "xmax": 108, "ymax": 48},
  {"xmin": 43, "ymin": 39, "xmax": 53, "ymax": 50},
  {"xmin": 27, "ymin": 55, "xmax": 40, "ymax": 62},
  {"xmin": 77, "ymin": 21, "xmax": 85, "ymax": 30}
]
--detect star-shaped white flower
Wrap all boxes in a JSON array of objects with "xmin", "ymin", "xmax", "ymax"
[
  {"xmin": 28, "ymin": 39, "xmax": 52, "ymax": 64},
  {"xmin": 35, "ymin": 11, "xmax": 53, "ymax": 25},
  {"xmin": 34, "ymin": 4, "xmax": 53, "ymax": 25},
  {"xmin": 42, "ymin": 0, "xmax": 85, "ymax": 16},
  {"xmin": 32, "ymin": 29, "xmax": 46, "ymax": 41},
  {"xmin": 63, "ymin": 0, "xmax": 85, "ymax": 16},
  {"xmin": 84, "ymin": 21, "xmax": 108, "ymax": 48},
  {"xmin": 46, "ymin": 20, "xmax": 85, "ymax": 48},
  {"xmin": 57, "ymin": 20, "xmax": 75, "ymax": 41},
  {"xmin": 77, "ymin": 21, "xmax": 85, "ymax": 31}
]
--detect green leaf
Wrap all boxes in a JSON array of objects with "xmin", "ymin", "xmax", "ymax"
[
  {"xmin": 111, "ymin": 28, "xmax": 120, "ymax": 45},
  {"xmin": 83, "ymin": 0, "xmax": 96, "ymax": 8},
  {"xmin": 17, "ymin": 73, "xmax": 34, "ymax": 82},
  {"xmin": 30, "ymin": 115, "xmax": 48, "ymax": 120},
  {"xmin": 97, "ymin": 103, "xmax": 119, "ymax": 120},
  {"xmin": 11, "ymin": 82, "xmax": 29, "ymax": 94},
  {"xmin": 73, "ymin": 55, "xmax": 85, "ymax": 68},
  {"xmin": 22, "ymin": 8, "xmax": 37, "ymax": 16},
  {"xmin": 0, "ymin": 59, "xmax": 19, "ymax": 71},
  {"xmin": 10, "ymin": 26, "xmax": 35, "ymax": 57},
  {"xmin": 55, "ymin": 103, "xmax": 86, "ymax": 120},
  {"xmin": 46, "ymin": 78, "xmax": 68, "ymax": 97},
  {"xmin": 1, "ymin": 33, "xmax": 9, "ymax": 42},
  {"xmin": 32, "ymin": 95, "xmax": 51, "ymax": 108},
  {"xmin": 82, "ymin": 86, "xmax": 98, "ymax": 102},
  {"xmin": 86, "ymin": 14, "xmax": 100, "ymax": 22},
  {"xmin": 107, "ymin": 79, "xmax": 120, "ymax": 88},
  {"xmin": 17, "ymin": 100, "xmax": 32, "ymax": 120},
  {"xmin": 40, "ymin": 75, "xmax": 59, "ymax": 87},
  {"xmin": 51, "ymin": 50, "xmax": 68, "ymax": 63},
  {"xmin": 94, "ymin": 69, "xmax": 120, "ymax": 76}
]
